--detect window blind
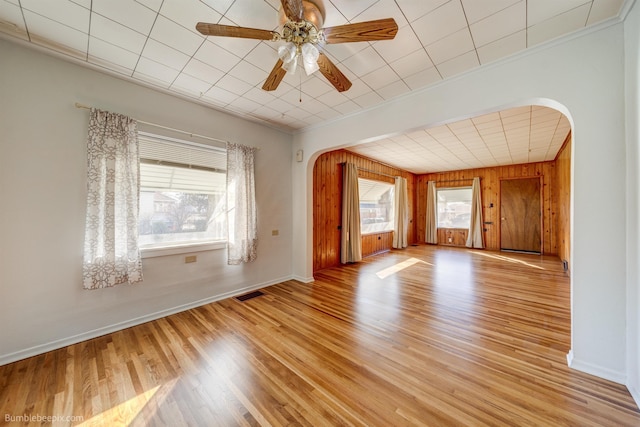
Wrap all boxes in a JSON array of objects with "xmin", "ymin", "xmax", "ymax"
[{"xmin": 138, "ymin": 133, "xmax": 226, "ymax": 194}]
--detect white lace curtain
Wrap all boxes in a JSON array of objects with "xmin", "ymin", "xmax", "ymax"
[
  {"xmin": 392, "ymin": 176, "xmax": 409, "ymax": 249},
  {"xmin": 226, "ymin": 142, "xmax": 258, "ymax": 264},
  {"xmin": 341, "ymin": 163, "xmax": 362, "ymax": 263},
  {"xmin": 82, "ymin": 109, "xmax": 143, "ymax": 290}
]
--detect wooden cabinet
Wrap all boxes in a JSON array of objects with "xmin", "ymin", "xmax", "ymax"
[{"xmin": 438, "ymin": 228, "xmax": 468, "ymax": 247}]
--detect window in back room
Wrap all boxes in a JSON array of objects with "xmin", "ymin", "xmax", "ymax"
[
  {"xmin": 358, "ymin": 178, "xmax": 394, "ymax": 234},
  {"xmin": 437, "ymin": 187, "xmax": 472, "ymax": 228}
]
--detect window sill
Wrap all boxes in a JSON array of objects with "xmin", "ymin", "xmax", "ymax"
[{"xmin": 140, "ymin": 241, "xmax": 226, "ymax": 258}]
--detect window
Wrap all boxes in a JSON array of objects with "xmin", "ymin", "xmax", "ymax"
[
  {"xmin": 358, "ymin": 178, "xmax": 394, "ymax": 234},
  {"xmin": 138, "ymin": 133, "xmax": 226, "ymax": 249},
  {"xmin": 437, "ymin": 187, "xmax": 472, "ymax": 228}
]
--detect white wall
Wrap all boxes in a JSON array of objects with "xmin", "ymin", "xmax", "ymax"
[
  {"xmin": 625, "ymin": 0, "xmax": 640, "ymax": 403},
  {"xmin": 292, "ymin": 21, "xmax": 629, "ymax": 383},
  {"xmin": 0, "ymin": 39, "xmax": 293, "ymax": 364}
]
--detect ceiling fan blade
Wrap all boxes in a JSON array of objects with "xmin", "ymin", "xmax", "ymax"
[
  {"xmin": 196, "ymin": 22, "xmax": 276, "ymax": 40},
  {"xmin": 262, "ymin": 59, "xmax": 287, "ymax": 91},
  {"xmin": 323, "ymin": 18, "xmax": 398, "ymax": 44},
  {"xmin": 317, "ymin": 52, "xmax": 352, "ymax": 92},
  {"xmin": 281, "ymin": 0, "xmax": 304, "ymax": 22}
]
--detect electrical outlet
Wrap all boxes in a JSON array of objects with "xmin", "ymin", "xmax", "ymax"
[
  {"xmin": 185, "ymin": 255, "xmax": 197, "ymax": 263},
  {"xmin": 272, "ymin": 229, "xmax": 279, "ymax": 236}
]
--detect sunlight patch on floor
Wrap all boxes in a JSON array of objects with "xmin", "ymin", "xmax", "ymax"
[
  {"xmin": 376, "ymin": 257, "xmax": 431, "ymax": 279},
  {"xmin": 78, "ymin": 380, "xmax": 175, "ymax": 427},
  {"xmin": 472, "ymin": 251, "xmax": 545, "ymax": 270}
]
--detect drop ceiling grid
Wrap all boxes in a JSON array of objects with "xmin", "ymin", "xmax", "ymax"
[{"xmin": 0, "ymin": 0, "xmax": 621, "ymax": 170}]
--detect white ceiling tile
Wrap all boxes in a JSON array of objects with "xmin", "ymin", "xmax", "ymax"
[
  {"xmin": 477, "ymin": 30, "xmax": 526, "ymax": 64},
  {"xmin": 200, "ymin": 0, "xmax": 235, "ymax": 16},
  {"xmin": 587, "ymin": 0, "xmax": 624, "ymax": 24},
  {"xmin": 354, "ymin": 0, "xmax": 408, "ymax": 28},
  {"xmin": 244, "ymin": 42, "xmax": 278, "ymax": 72},
  {"xmin": 161, "ymin": 0, "xmax": 221, "ymax": 35},
  {"xmin": 171, "ymin": 72, "xmax": 212, "ymax": 95},
  {"xmin": 426, "ymin": 27, "xmax": 474, "ymax": 65},
  {"xmin": 316, "ymin": 90, "xmax": 350, "ymax": 108},
  {"xmin": 342, "ymin": 45, "xmax": 386, "ymax": 75},
  {"xmin": 411, "ymin": 0, "xmax": 468, "ymax": 46},
  {"xmin": 436, "ymin": 50, "xmax": 479, "ymax": 78},
  {"xmin": 216, "ymin": 73, "xmax": 253, "ymax": 95},
  {"xmin": 21, "ymin": 0, "xmax": 89, "ymax": 32},
  {"xmin": 322, "ymin": 41, "xmax": 369, "ymax": 62},
  {"xmin": 224, "ymin": 0, "xmax": 278, "ymax": 29},
  {"xmin": 227, "ymin": 95, "xmax": 261, "ymax": 113},
  {"xmin": 0, "ymin": 1, "xmax": 27, "ymax": 36},
  {"xmin": 88, "ymin": 36, "xmax": 139, "ymax": 71},
  {"xmin": 403, "ymin": 67, "xmax": 442, "ymax": 90},
  {"xmin": 330, "ymin": 0, "xmax": 377, "ymax": 21},
  {"xmin": 353, "ymin": 91, "xmax": 384, "ymax": 108},
  {"xmin": 150, "ymin": 15, "xmax": 203, "ymax": 54},
  {"xmin": 142, "ymin": 38, "xmax": 190, "ymax": 71},
  {"xmin": 182, "ymin": 58, "xmax": 224, "ymax": 85},
  {"xmin": 373, "ymin": 24, "xmax": 422, "ymax": 63},
  {"xmin": 135, "ymin": 0, "xmax": 162, "ymax": 11},
  {"xmin": 300, "ymin": 76, "xmax": 334, "ymax": 98},
  {"xmin": 93, "ymin": 0, "xmax": 155, "ymax": 34},
  {"xmin": 91, "ymin": 12, "xmax": 147, "ymax": 54},
  {"xmin": 470, "ymin": 1, "xmax": 525, "ymax": 47},
  {"xmin": 527, "ymin": 0, "xmax": 591, "ymax": 26},
  {"xmin": 334, "ymin": 100, "xmax": 361, "ymax": 115},
  {"xmin": 361, "ymin": 65, "xmax": 399, "ymax": 90},
  {"xmin": 71, "ymin": 0, "xmax": 91, "ymax": 8},
  {"xmin": 528, "ymin": 3, "xmax": 591, "ymax": 46},
  {"xmin": 389, "ymin": 48, "xmax": 434, "ymax": 79},
  {"xmin": 395, "ymin": 0, "xmax": 450, "ymax": 22},
  {"xmin": 229, "ymin": 60, "xmax": 268, "ymax": 86},
  {"xmin": 23, "ymin": 11, "xmax": 88, "ymax": 55},
  {"xmin": 193, "ymin": 40, "xmax": 241, "ymax": 72},
  {"xmin": 377, "ymin": 79, "xmax": 411, "ymax": 100},
  {"xmin": 203, "ymin": 86, "xmax": 238, "ymax": 105},
  {"xmin": 134, "ymin": 57, "xmax": 180, "ymax": 85},
  {"xmin": 461, "ymin": 0, "xmax": 522, "ymax": 24}
]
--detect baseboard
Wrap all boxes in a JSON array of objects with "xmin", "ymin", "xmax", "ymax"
[
  {"xmin": 629, "ymin": 383, "xmax": 640, "ymax": 410},
  {"xmin": 567, "ymin": 350, "xmax": 627, "ymax": 384},
  {"xmin": 0, "ymin": 275, "xmax": 293, "ymax": 366},
  {"xmin": 291, "ymin": 275, "xmax": 315, "ymax": 283}
]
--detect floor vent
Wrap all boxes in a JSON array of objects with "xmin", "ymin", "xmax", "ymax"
[{"xmin": 235, "ymin": 290, "xmax": 264, "ymax": 302}]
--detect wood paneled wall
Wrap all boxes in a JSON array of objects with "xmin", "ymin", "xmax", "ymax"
[
  {"xmin": 313, "ymin": 150, "xmax": 416, "ymax": 272},
  {"xmin": 555, "ymin": 133, "xmax": 572, "ymax": 268},
  {"xmin": 416, "ymin": 162, "xmax": 558, "ymax": 254},
  {"xmin": 362, "ymin": 232, "xmax": 394, "ymax": 258}
]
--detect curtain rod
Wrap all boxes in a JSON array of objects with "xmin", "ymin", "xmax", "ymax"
[
  {"xmin": 75, "ymin": 102, "xmax": 229, "ymax": 145},
  {"xmin": 357, "ymin": 167, "xmax": 396, "ymax": 179},
  {"xmin": 435, "ymin": 178, "xmax": 477, "ymax": 183}
]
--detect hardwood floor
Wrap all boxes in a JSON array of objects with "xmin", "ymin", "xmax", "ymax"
[{"xmin": 1, "ymin": 246, "xmax": 639, "ymax": 426}]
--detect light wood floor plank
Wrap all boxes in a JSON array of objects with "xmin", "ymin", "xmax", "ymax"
[{"xmin": 1, "ymin": 245, "xmax": 639, "ymax": 426}]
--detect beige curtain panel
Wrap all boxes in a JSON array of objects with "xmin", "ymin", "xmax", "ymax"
[
  {"xmin": 341, "ymin": 163, "xmax": 362, "ymax": 264},
  {"xmin": 466, "ymin": 177, "xmax": 485, "ymax": 249},
  {"xmin": 393, "ymin": 176, "xmax": 409, "ymax": 249},
  {"xmin": 425, "ymin": 180, "xmax": 438, "ymax": 244}
]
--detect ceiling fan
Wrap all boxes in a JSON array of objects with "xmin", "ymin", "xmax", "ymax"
[{"xmin": 196, "ymin": 0, "xmax": 398, "ymax": 93}]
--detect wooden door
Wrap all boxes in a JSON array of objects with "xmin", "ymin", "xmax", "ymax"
[{"xmin": 500, "ymin": 178, "xmax": 541, "ymax": 253}]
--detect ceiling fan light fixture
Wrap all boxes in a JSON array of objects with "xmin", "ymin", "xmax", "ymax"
[
  {"xmin": 301, "ymin": 43, "xmax": 319, "ymax": 75},
  {"xmin": 278, "ymin": 42, "xmax": 299, "ymax": 74}
]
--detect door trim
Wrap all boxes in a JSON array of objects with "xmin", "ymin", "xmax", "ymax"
[{"xmin": 498, "ymin": 176, "xmax": 544, "ymax": 254}]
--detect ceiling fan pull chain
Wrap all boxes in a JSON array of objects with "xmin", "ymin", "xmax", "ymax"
[{"xmin": 299, "ymin": 71, "xmax": 302, "ymax": 103}]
